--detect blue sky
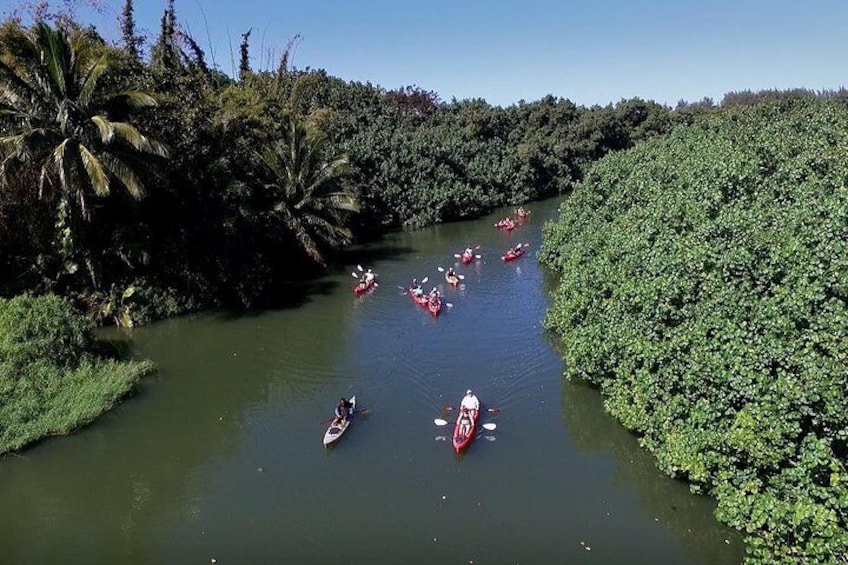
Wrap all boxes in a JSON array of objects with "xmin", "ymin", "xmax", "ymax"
[{"xmin": 19, "ymin": 0, "xmax": 848, "ymax": 107}]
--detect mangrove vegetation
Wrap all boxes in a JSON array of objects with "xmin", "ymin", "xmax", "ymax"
[{"xmin": 539, "ymin": 98, "xmax": 848, "ymax": 563}]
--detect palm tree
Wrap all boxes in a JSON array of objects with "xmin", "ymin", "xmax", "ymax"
[
  {"xmin": 0, "ymin": 22, "xmax": 167, "ymax": 282},
  {"xmin": 257, "ymin": 114, "xmax": 358, "ymax": 267}
]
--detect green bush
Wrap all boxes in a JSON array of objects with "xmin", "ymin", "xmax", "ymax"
[
  {"xmin": 540, "ymin": 98, "xmax": 848, "ymax": 563},
  {"xmin": 0, "ymin": 293, "xmax": 94, "ymax": 370}
]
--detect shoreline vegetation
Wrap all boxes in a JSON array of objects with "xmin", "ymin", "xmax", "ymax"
[
  {"xmin": 0, "ymin": 294, "xmax": 155, "ymax": 454},
  {"xmin": 1, "ymin": 2, "xmax": 846, "ymax": 562},
  {"xmin": 539, "ymin": 99, "xmax": 848, "ymax": 563}
]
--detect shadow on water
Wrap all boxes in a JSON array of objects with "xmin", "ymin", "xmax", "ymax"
[
  {"xmin": 559, "ymin": 379, "xmax": 746, "ymax": 563},
  {"xmin": 541, "ymin": 260, "xmax": 746, "ymax": 562}
]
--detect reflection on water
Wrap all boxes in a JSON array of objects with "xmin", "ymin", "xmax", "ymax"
[{"xmin": 0, "ymin": 198, "xmax": 745, "ymax": 564}]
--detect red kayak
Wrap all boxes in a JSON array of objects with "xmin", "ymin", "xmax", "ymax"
[
  {"xmin": 408, "ymin": 288, "xmax": 429, "ymax": 307},
  {"xmin": 502, "ymin": 248, "xmax": 526, "ymax": 262},
  {"xmin": 428, "ymin": 296, "xmax": 442, "ymax": 317},
  {"xmin": 452, "ymin": 407, "xmax": 479, "ymax": 453},
  {"xmin": 460, "ymin": 251, "xmax": 475, "ymax": 264},
  {"xmin": 494, "ymin": 219, "xmax": 515, "ymax": 230},
  {"xmin": 353, "ymin": 278, "xmax": 376, "ymax": 295}
]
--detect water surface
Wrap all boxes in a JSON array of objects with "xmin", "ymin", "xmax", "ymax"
[{"xmin": 0, "ymin": 198, "xmax": 746, "ymax": 564}]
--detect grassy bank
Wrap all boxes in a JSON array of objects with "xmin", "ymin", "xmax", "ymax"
[{"xmin": 0, "ymin": 294, "xmax": 154, "ymax": 454}]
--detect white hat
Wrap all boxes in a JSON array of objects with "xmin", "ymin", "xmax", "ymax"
[{"xmin": 466, "ymin": 389, "xmax": 472, "ymax": 395}]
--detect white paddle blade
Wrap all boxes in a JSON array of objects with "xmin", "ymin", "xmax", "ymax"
[
  {"xmin": 482, "ymin": 423, "xmax": 497, "ymax": 431},
  {"xmin": 421, "ymin": 277, "xmax": 429, "ymax": 284},
  {"xmin": 434, "ymin": 418, "xmax": 449, "ymax": 426},
  {"xmin": 458, "ymin": 274, "xmax": 466, "ymax": 280},
  {"xmin": 453, "ymin": 254, "xmax": 462, "ymax": 258},
  {"xmin": 484, "ymin": 436, "xmax": 496, "ymax": 441},
  {"xmin": 357, "ymin": 265, "xmax": 364, "ymax": 271},
  {"xmin": 437, "ymin": 267, "xmax": 445, "ymax": 272},
  {"xmin": 352, "ymin": 272, "xmax": 359, "ymax": 277}
]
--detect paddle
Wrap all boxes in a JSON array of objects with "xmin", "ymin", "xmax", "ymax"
[
  {"xmin": 434, "ymin": 419, "xmax": 497, "ymax": 431},
  {"xmin": 318, "ymin": 408, "xmax": 369, "ymax": 426}
]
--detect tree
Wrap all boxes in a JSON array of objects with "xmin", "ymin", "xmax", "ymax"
[
  {"xmin": 255, "ymin": 114, "xmax": 358, "ymax": 267},
  {"xmin": 119, "ymin": 0, "xmax": 143, "ymax": 61},
  {"xmin": 239, "ymin": 28, "xmax": 251, "ymax": 80},
  {"xmin": 0, "ymin": 22, "xmax": 167, "ymax": 286}
]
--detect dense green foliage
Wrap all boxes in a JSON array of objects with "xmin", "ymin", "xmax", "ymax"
[
  {"xmin": 0, "ymin": 294, "xmax": 154, "ymax": 453},
  {"xmin": 539, "ymin": 99, "xmax": 848, "ymax": 563},
  {"xmin": 0, "ymin": 11, "xmax": 675, "ymax": 321}
]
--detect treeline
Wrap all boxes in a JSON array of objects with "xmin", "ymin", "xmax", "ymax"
[
  {"xmin": 0, "ymin": 1, "xmax": 682, "ymax": 326},
  {"xmin": 539, "ymin": 98, "xmax": 848, "ymax": 563}
]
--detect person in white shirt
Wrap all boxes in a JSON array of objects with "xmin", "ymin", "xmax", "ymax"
[{"xmin": 460, "ymin": 389, "xmax": 480, "ymax": 412}]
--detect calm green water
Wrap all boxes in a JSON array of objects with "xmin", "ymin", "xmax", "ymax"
[{"xmin": 0, "ymin": 199, "xmax": 746, "ymax": 564}]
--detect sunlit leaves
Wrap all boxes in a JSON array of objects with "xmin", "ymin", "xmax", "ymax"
[{"xmin": 540, "ymin": 99, "xmax": 848, "ymax": 563}]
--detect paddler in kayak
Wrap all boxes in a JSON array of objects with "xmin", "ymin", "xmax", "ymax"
[
  {"xmin": 457, "ymin": 407, "xmax": 473, "ymax": 440},
  {"xmin": 460, "ymin": 389, "xmax": 480, "ymax": 412},
  {"xmin": 333, "ymin": 397, "xmax": 353, "ymax": 426},
  {"xmin": 411, "ymin": 278, "xmax": 424, "ymax": 297}
]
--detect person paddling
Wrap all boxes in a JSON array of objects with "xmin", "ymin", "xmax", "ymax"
[
  {"xmin": 458, "ymin": 407, "xmax": 473, "ymax": 439},
  {"xmin": 461, "ymin": 389, "xmax": 480, "ymax": 412},
  {"xmin": 333, "ymin": 397, "xmax": 353, "ymax": 426}
]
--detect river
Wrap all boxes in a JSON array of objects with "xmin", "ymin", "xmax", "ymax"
[{"xmin": 0, "ymin": 197, "xmax": 746, "ymax": 564}]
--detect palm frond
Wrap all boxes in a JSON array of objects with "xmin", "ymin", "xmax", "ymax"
[
  {"xmin": 90, "ymin": 115, "xmax": 114, "ymax": 142},
  {"xmin": 78, "ymin": 53, "xmax": 109, "ymax": 109},
  {"xmin": 111, "ymin": 122, "xmax": 169, "ymax": 157},
  {"xmin": 52, "ymin": 138, "xmax": 71, "ymax": 191},
  {"xmin": 36, "ymin": 24, "xmax": 69, "ymax": 99},
  {"xmin": 78, "ymin": 144, "xmax": 109, "ymax": 197},
  {"xmin": 109, "ymin": 91, "xmax": 159, "ymax": 109},
  {"xmin": 99, "ymin": 153, "xmax": 144, "ymax": 199}
]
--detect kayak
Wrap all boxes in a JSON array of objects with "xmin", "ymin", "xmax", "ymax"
[
  {"xmin": 460, "ymin": 252, "xmax": 475, "ymax": 264},
  {"xmin": 452, "ymin": 406, "xmax": 479, "ymax": 453},
  {"xmin": 515, "ymin": 208, "xmax": 531, "ymax": 219},
  {"xmin": 428, "ymin": 296, "xmax": 442, "ymax": 317},
  {"xmin": 408, "ymin": 288, "xmax": 429, "ymax": 307},
  {"xmin": 445, "ymin": 272, "xmax": 460, "ymax": 286},
  {"xmin": 502, "ymin": 248, "xmax": 526, "ymax": 262},
  {"xmin": 502, "ymin": 248, "xmax": 526, "ymax": 261},
  {"xmin": 323, "ymin": 396, "xmax": 356, "ymax": 446},
  {"xmin": 353, "ymin": 278, "xmax": 376, "ymax": 295},
  {"xmin": 494, "ymin": 219, "xmax": 515, "ymax": 230}
]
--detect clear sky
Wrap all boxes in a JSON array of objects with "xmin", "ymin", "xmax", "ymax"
[{"xmin": 17, "ymin": 0, "xmax": 848, "ymax": 107}]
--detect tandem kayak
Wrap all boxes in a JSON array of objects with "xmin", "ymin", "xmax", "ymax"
[
  {"xmin": 353, "ymin": 278, "xmax": 376, "ymax": 295},
  {"xmin": 408, "ymin": 288, "xmax": 429, "ymax": 307},
  {"xmin": 323, "ymin": 396, "xmax": 356, "ymax": 446},
  {"xmin": 501, "ymin": 248, "xmax": 526, "ymax": 262},
  {"xmin": 452, "ymin": 406, "xmax": 479, "ymax": 453}
]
